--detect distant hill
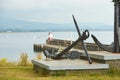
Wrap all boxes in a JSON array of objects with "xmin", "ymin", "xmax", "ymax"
[{"xmin": 0, "ymin": 18, "xmax": 113, "ymax": 32}]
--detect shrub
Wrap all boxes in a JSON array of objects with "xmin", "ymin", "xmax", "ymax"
[
  {"xmin": 0, "ymin": 58, "xmax": 7, "ymax": 66},
  {"xmin": 19, "ymin": 53, "xmax": 28, "ymax": 66},
  {"xmin": 0, "ymin": 58, "xmax": 14, "ymax": 66}
]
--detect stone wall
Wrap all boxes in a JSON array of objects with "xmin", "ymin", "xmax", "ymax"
[
  {"xmin": 34, "ymin": 44, "xmax": 43, "ymax": 52},
  {"xmin": 106, "ymin": 60, "xmax": 120, "ymax": 69},
  {"xmin": 47, "ymin": 39, "xmax": 108, "ymax": 51}
]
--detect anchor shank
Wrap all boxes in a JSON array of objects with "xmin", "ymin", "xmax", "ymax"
[{"xmin": 72, "ymin": 15, "xmax": 92, "ymax": 64}]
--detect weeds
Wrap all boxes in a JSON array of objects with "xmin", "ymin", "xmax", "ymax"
[
  {"xmin": 0, "ymin": 58, "xmax": 7, "ymax": 66},
  {"xmin": 53, "ymin": 70, "xmax": 66, "ymax": 76},
  {"xmin": 0, "ymin": 53, "xmax": 120, "ymax": 80},
  {"xmin": 19, "ymin": 53, "xmax": 28, "ymax": 66},
  {"xmin": 0, "ymin": 58, "xmax": 15, "ymax": 66}
]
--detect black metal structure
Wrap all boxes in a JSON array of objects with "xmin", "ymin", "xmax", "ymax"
[
  {"xmin": 43, "ymin": 15, "xmax": 92, "ymax": 64},
  {"xmin": 43, "ymin": 30, "xmax": 89, "ymax": 59},
  {"xmin": 72, "ymin": 15, "xmax": 92, "ymax": 64},
  {"xmin": 91, "ymin": 0, "xmax": 120, "ymax": 53},
  {"xmin": 91, "ymin": 35, "xmax": 114, "ymax": 52}
]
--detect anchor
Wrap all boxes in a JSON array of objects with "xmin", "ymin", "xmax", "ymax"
[
  {"xmin": 43, "ymin": 15, "xmax": 92, "ymax": 64},
  {"xmin": 91, "ymin": 0, "xmax": 120, "ymax": 53}
]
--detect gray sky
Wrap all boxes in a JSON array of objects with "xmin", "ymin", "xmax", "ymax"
[{"xmin": 0, "ymin": 0, "xmax": 114, "ymax": 25}]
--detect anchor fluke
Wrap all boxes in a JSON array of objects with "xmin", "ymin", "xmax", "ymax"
[{"xmin": 91, "ymin": 34, "xmax": 114, "ymax": 52}]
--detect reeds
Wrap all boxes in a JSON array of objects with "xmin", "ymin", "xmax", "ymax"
[{"xmin": 19, "ymin": 52, "xmax": 28, "ymax": 66}]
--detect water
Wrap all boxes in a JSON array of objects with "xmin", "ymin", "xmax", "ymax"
[{"xmin": 0, "ymin": 31, "xmax": 113, "ymax": 62}]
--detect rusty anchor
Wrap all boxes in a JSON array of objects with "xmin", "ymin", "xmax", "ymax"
[{"xmin": 43, "ymin": 15, "xmax": 92, "ymax": 64}]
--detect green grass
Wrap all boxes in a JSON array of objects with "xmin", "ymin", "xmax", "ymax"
[
  {"xmin": 0, "ymin": 58, "xmax": 120, "ymax": 80},
  {"xmin": 0, "ymin": 65, "xmax": 120, "ymax": 80}
]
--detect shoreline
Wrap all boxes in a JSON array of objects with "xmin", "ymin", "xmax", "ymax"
[{"xmin": 0, "ymin": 30, "xmax": 113, "ymax": 33}]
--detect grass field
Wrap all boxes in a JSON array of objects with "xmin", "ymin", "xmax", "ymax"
[
  {"xmin": 0, "ymin": 55, "xmax": 120, "ymax": 80},
  {"xmin": 0, "ymin": 65, "xmax": 120, "ymax": 80}
]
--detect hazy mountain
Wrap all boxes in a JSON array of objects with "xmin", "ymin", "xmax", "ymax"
[{"xmin": 0, "ymin": 19, "xmax": 113, "ymax": 32}]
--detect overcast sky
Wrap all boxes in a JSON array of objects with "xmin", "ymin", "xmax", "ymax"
[{"xmin": 0, "ymin": 0, "xmax": 114, "ymax": 25}]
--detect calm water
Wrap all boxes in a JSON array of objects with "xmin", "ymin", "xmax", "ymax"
[{"xmin": 0, "ymin": 31, "xmax": 113, "ymax": 62}]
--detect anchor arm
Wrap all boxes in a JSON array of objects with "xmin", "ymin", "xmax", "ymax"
[
  {"xmin": 91, "ymin": 34, "xmax": 114, "ymax": 52},
  {"xmin": 56, "ymin": 30, "xmax": 89, "ymax": 59}
]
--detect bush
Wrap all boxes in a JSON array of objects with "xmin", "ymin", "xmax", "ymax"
[
  {"xmin": 19, "ymin": 53, "xmax": 28, "ymax": 66},
  {"xmin": 0, "ymin": 58, "xmax": 7, "ymax": 66},
  {"xmin": 0, "ymin": 58, "xmax": 14, "ymax": 66}
]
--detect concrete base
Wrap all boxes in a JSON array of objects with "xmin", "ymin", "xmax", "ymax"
[
  {"xmin": 35, "ymin": 44, "xmax": 120, "ymax": 60},
  {"xmin": 32, "ymin": 44, "xmax": 120, "ymax": 75},
  {"xmin": 32, "ymin": 59, "xmax": 109, "ymax": 76},
  {"xmin": 32, "ymin": 59, "xmax": 109, "ymax": 70},
  {"xmin": 84, "ymin": 51, "xmax": 120, "ymax": 60}
]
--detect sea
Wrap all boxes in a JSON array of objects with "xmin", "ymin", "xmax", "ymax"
[{"xmin": 0, "ymin": 31, "xmax": 113, "ymax": 62}]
